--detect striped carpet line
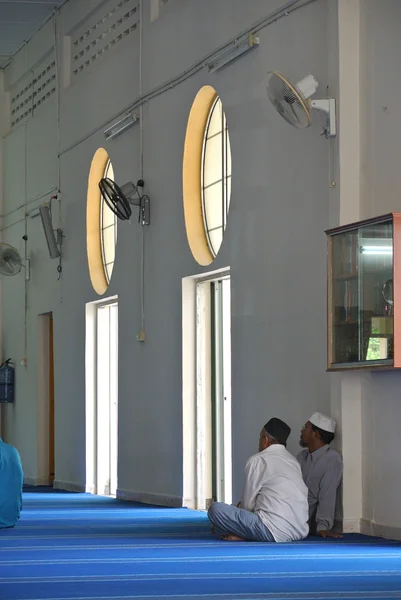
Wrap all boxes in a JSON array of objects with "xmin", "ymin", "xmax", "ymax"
[
  {"xmin": 2, "ymin": 530, "xmax": 211, "ymax": 536},
  {"xmin": 2, "ymin": 554, "xmax": 401, "ymax": 565},
  {"xmin": 2, "ymin": 524, "xmax": 210, "ymax": 529},
  {"xmin": 15, "ymin": 592, "xmax": 401, "ymax": 600},
  {"xmin": 4, "ymin": 529, "xmax": 401, "ymax": 546},
  {"xmin": 3, "ymin": 570, "xmax": 401, "ymax": 582},
  {"xmin": 14, "ymin": 511, "xmax": 206, "ymax": 528},
  {"xmin": 3, "ymin": 550, "xmax": 401, "ymax": 560},
  {"xmin": 3, "ymin": 545, "xmax": 401, "ymax": 557}
]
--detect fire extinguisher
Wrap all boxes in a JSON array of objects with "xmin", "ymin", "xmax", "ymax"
[{"xmin": 0, "ymin": 359, "xmax": 15, "ymax": 403}]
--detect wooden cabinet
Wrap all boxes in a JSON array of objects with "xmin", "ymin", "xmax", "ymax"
[{"xmin": 326, "ymin": 213, "xmax": 401, "ymax": 370}]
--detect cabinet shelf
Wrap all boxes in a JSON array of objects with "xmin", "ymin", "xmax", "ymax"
[
  {"xmin": 326, "ymin": 213, "xmax": 400, "ymax": 371},
  {"xmin": 334, "ymin": 273, "xmax": 358, "ymax": 280}
]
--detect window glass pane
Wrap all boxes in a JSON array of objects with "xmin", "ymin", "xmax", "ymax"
[
  {"xmin": 208, "ymin": 227, "xmax": 224, "ymax": 257},
  {"xmin": 104, "ymin": 262, "xmax": 113, "ymax": 283},
  {"xmin": 207, "ymin": 98, "xmax": 223, "ymax": 138},
  {"xmin": 203, "ymin": 182, "xmax": 223, "ymax": 232},
  {"xmin": 203, "ymin": 133, "xmax": 223, "ymax": 188},
  {"xmin": 105, "ymin": 161, "xmax": 114, "ymax": 180},
  {"xmin": 102, "ymin": 225, "xmax": 116, "ymax": 269},
  {"xmin": 100, "ymin": 159, "xmax": 117, "ymax": 283},
  {"xmin": 360, "ymin": 221, "xmax": 393, "ymax": 362},
  {"xmin": 331, "ymin": 230, "xmax": 359, "ymax": 364},
  {"xmin": 226, "ymin": 133, "xmax": 232, "ymax": 177},
  {"xmin": 102, "ymin": 201, "xmax": 115, "ymax": 229},
  {"xmin": 225, "ymin": 175, "xmax": 232, "ymax": 213}
]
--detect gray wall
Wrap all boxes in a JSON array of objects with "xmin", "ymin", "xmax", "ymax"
[
  {"xmin": 0, "ymin": 0, "xmax": 332, "ymax": 503},
  {"xmin": 360, "ymin": 0, "xmax": 401, "ymax": 532}
]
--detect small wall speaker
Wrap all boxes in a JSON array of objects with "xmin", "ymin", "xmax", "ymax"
[{"xmin": 39, "ymin": 206, "xmax": 60, "ymax": 259}]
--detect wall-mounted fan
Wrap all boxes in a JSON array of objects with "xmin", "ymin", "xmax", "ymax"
[
  {"xmin": 266, "ymin": 71, "xmax": 336, "ymax": 138},
  {"xmin": 0, "ymin": 243, "xmax": 29, "ymax": 280},
  {"xmin": 99, "ymin": 178, "xmax": 150, "ymax": 225}
]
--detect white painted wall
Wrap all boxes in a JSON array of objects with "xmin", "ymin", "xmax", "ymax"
[
  {"xmin": 1, "ymin": 0, "xmax": 335, "ymax": 504},
  {"xmin": 329, "ymin": 0, "xmax": 363, "ymax": 533},
  {"xmin": 358, "ymin": 0, "xmax": 401, "ymax": 536}
]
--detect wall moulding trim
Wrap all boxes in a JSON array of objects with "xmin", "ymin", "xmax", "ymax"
[
  {"xmin": 53, "ymin": 480, "xmax": 85, "ymax": 493},
  {"xmin": 360, "ymin": 518, "xmax": 401, "ymax": 542},
  {"xmin": 117, "ymin": 488, "xmax": 183, "ymax": 508},
  {"xmin": 341, "ymin": 517, "xmax": 361, "ymax": 534},
  {"xmin": 182, "ymin": 496, "xmax": 196, "ymax": 510},
  {"xmin": 24, "ymin": 477, "xmax": 50, "ymax": 487}
]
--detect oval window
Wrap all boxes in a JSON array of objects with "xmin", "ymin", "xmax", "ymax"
[
  {"xmin": 87, "ymin": 148, "xmax": 117, "ymax": 295},
  {"xmin": 183, "ymin": 86, "xmax": 232, "ymax": 265},
  {"xmin": 201, "ymin": 96, "xmax": 232, "ymax": 258}
]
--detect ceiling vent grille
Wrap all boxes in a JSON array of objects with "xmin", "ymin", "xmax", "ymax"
[
  {"xmin": 71, "ymin": 0, "xmax": 140, "ymax": 77},
  {"xmin": 10, "ymin": 57, "xmax": 56, "ymax": 128}
]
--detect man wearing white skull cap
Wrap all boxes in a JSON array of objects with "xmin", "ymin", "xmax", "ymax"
[{"xmin": 297, "ymin": 412, "xmax": 343, "ymax": 539}]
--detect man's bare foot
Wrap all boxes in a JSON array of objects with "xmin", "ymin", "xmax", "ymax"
[
  {"xmin": 318, "ymin": 530, "xmax": 344, "ymax": 539},
  {"xmin": 222, "ymin": 534, "xmax": 244, "ymax": 541}
]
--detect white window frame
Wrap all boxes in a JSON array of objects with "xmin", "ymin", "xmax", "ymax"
[{"xmin": 182, "ymin": 268, "xmax": 232, "ymax": 510}]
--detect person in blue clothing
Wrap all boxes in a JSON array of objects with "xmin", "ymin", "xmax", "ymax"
[{"xmin": 0, "ymin": 437, "xmax": 23, "ymax": 528}]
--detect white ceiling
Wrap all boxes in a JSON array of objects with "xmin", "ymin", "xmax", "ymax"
[{"xmin": 0, "ymin": 0, "xmax": 66, "ymax": 69}]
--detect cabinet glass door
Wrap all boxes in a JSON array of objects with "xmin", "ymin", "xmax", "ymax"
[{"xmin": 330, "ymin": 218, "xmax": 393, "ymax": 367}]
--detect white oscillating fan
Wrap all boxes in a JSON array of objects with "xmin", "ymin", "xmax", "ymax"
[
  {"xmin": 0, "ymin": 242, "xmax": 29, "ymax": 279},
  {"xmin": 0, "ymin": 243, "xmax": 22, "ymax": 276},
  {"xmin": 266, "ymin": 71, "xmax": 336, "ymax": 137}
]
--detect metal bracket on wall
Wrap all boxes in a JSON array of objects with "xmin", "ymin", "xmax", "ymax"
[{"xmin": 23, "ymin": 258, "xmax": 30, "ymax": 281}]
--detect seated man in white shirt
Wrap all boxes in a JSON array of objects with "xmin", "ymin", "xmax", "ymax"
[
  {"xmin": 297, "ymin": 412, "xmax": 343, "ymax": 539},
  {"xmin": 208, "ymin": 417, "xmax": 309, "ymax": 543}
]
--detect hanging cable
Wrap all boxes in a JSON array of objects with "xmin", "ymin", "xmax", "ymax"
[
  {"xmin": 1, "ymin": 187, "xmax": 58, "ymax": 220},
  {"xmin": 22, "ymin": 42, "xmax": 29, "ymax": 366},
  {"xmin": 139, "ymin": 0, "xmax": 145, "ymax": 336},
  {"xmin": 58, "ymin": 0, "xmax": 319, "ymax": 157},
  {"xmin": 23, "ymin": 129, "xmax": 28, "ymax": 364},
  {"xmin": 53, "ymin": 11, "xmax": 63, "ymax": 300}
]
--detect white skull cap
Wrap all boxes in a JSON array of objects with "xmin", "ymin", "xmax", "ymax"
[{"xmin": 309, "ymin": 412, "xmax": 336, "ymax": 434}]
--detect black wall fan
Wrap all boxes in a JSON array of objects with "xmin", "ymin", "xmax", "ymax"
[{"xmin": 99, "ymin": 178, "xmax": 150, "ymax": 225}]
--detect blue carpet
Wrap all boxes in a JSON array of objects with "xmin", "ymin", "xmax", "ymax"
[{"xmin": 1, "ymin": 489, "xmax": 401, "ymax": 599}]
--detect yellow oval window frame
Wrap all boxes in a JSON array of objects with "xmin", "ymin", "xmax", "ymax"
[
  {"xmin": 183, "ymin": 85, "xmax": 219, "ymax": 266},
  {"xmin": 87, "ymin": 147, "xmax": 110, "ymax": 295}
]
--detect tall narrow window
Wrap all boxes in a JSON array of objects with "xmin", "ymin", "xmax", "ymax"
[
  {"xmin": 201, "ymin": 97, "xmax": 232, "ymax": 257},
  {"xmin": 100, "ymin": 161, "xmax": 117, "ymax": 283}
]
